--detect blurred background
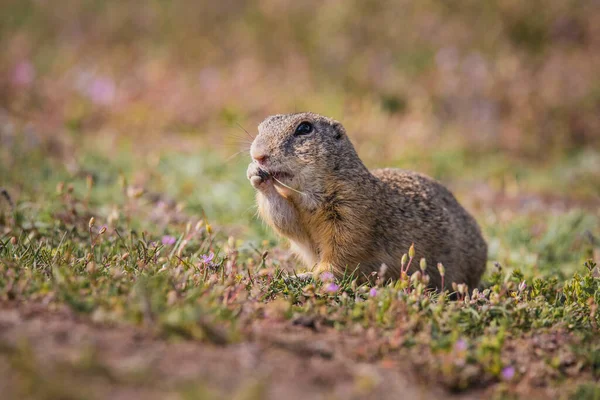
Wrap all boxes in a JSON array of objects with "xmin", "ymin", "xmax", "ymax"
[{"xmin": 1, "ymin": 0, "xmax": 599, "ymax": 227}]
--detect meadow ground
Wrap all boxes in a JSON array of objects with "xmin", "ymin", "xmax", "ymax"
[
  {"xmin": 1, "ymin": 132, "xmax": 599, "ymax": 400},
  {"xmin": 2, "ymin": 1, "xmax": 600, "ymax": 399}
]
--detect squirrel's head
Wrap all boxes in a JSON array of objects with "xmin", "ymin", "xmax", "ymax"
[{"xmin": 250, "ymin": 112, "xmax": 358, "ymax": 194}]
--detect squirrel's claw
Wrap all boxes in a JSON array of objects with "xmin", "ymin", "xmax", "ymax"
[
  {"xmin": 250, "ymin": 175, "xmax": 263, "ymax": 187},
  {"xmin": 247, "ymin": 162, "xmax": 270, "ymax": 189}
]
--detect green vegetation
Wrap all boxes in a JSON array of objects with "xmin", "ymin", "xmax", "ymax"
[{"xmin": 1, "ymin": 136, "xmax": 599, "ymax": 398}]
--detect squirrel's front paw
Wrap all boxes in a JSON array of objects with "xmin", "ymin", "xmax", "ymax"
[{"xmin": 247, "ymin": 162, "xmax": 270, "ymax": 189}]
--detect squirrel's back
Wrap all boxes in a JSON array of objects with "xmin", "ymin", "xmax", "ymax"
[{"xmin": 370, "ymin": 168, "xmax": 487, "ymax": 289}]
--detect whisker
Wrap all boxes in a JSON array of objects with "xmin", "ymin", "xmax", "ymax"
[
  {"xmin": 272, "ymin": 177, "xmax": 307, "ymax": 196},
  {"xmin": 225, "ymin": 149, "xmax": 250, "ymax": 163},
  {"xmin": 224, "ymin": 133, "xmax": 253, "ymax": 145},
  {"xmin": 215, "ymin": 141, "xmax": 251, "ymax": 149},
  {"xmin": 235, "ymin": 122, "xmax": 255, "ymax": 140},
  {"xmin": 241, "ymin": 205, "xmax": 259, "ymax": 217}
]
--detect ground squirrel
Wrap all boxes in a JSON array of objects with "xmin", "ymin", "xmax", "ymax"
[{"xmin": 247, "ymin": 112, "xmax": 487, "ymax": 290}]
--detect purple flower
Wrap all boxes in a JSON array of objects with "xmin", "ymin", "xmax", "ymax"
[
  {"xmin": 454, "ymin": 338, "xmax": 468, "ymax": 352},
  {"xmin": 501, "ymin": 366, "xmax": 515, "ymax": 381},
  {"xmin": 13, "ymin": 61, "xmax": 35, "ymax": 86},
  {"xmin": 201, "ymin": 252, "xmax": 215, "ymax": 264},
  {"xmin": 161, "ymin": 235, "xmax": 176, "ymax": 245},
  {"xmin": 199, "ymin": 252, "xmax": 217, "ymax": 271},
  {"xmin": 325, "ymin": 283, "xmax": 340, "ymax": 293},
  {"xmin": 88, "ymin": 77, "xmax": 115, "ymax": 105},
  {"xmin": 518, "ymin": 281, "xmax": 527, "ymax": 292},
  {"xmin": 369, "ymin": 287, "xmax": 377, "ymax": 297},
  {"xmin": 320, "ymin": 272, "xmax": 334, "ymax": 281}
]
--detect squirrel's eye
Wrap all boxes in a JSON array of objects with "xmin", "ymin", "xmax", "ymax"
[{"xmin": 294, "ymin": 122, "xmax": 313, "ymax": 136}]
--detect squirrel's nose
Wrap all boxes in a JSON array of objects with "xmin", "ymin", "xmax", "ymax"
[
  {"xmin": 252, "ymin": 154, "xmax": 269, "ymax": 164},
  {"xmin": 250, "ymin": 142, "xmax": 269, "ymax": 164},
  {"xmin": 252, "ymin": 153, "xmax": 268, "ymax": 165}
]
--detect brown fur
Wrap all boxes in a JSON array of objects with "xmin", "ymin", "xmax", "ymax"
[{"xmin": 247, "ymin": 112, "xmax": 487, "ymax": 290}]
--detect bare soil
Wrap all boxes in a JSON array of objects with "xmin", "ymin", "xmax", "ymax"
[{"xmin": 0, "ymin": 301, "xmax": 463, "ymax": 400}]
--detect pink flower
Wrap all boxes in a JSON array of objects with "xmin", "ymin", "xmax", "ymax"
[
  {"xmin": 161, "ymin": 235, "xmax": 176, "ymax": 245},
  {"xmin": 13, "ymin": 61, "xmax": 35, "ymax": 86},
  {"xmin": 320, "ymin": 272, "xmax": 334, "ymax": 281},
  {"xmin": 501, "ymin": 366, "xmax": 515, "ymax": 381},
  {"xmin": 454, "ymin": 338, "xmax": 468, "ymax": 352},
  {"xmin": 88, "ymin": 77, "xmax": 115, "ymax": 105},
  {"xmin": 201, "ymin": 252, "xmax": 215, "ymax": 264},
  {"xmin": 369, "ymin": 287, "xmax": 377, "ymax": 297},
  {"xmin": 325, "ymin": 283, "xmax": 340, "ymax": 293}
]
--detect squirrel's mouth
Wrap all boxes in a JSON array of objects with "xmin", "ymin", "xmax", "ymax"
[
  {"xmin": 270, "ymin": 171, "xmax": 293, "ymax": 181},
  {"xmin": 257, "ymin": 165, "xmax": 294, "ymax": 183}
]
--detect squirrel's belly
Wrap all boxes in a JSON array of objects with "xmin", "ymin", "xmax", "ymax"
[{"xmin": 289, "ymin": 240, "xmax": 319, "ymax": 267}]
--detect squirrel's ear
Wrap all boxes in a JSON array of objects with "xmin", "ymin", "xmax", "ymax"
[{"xmin": 332, "ymin": 122, "xmax": 345, "ymax": 140}]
